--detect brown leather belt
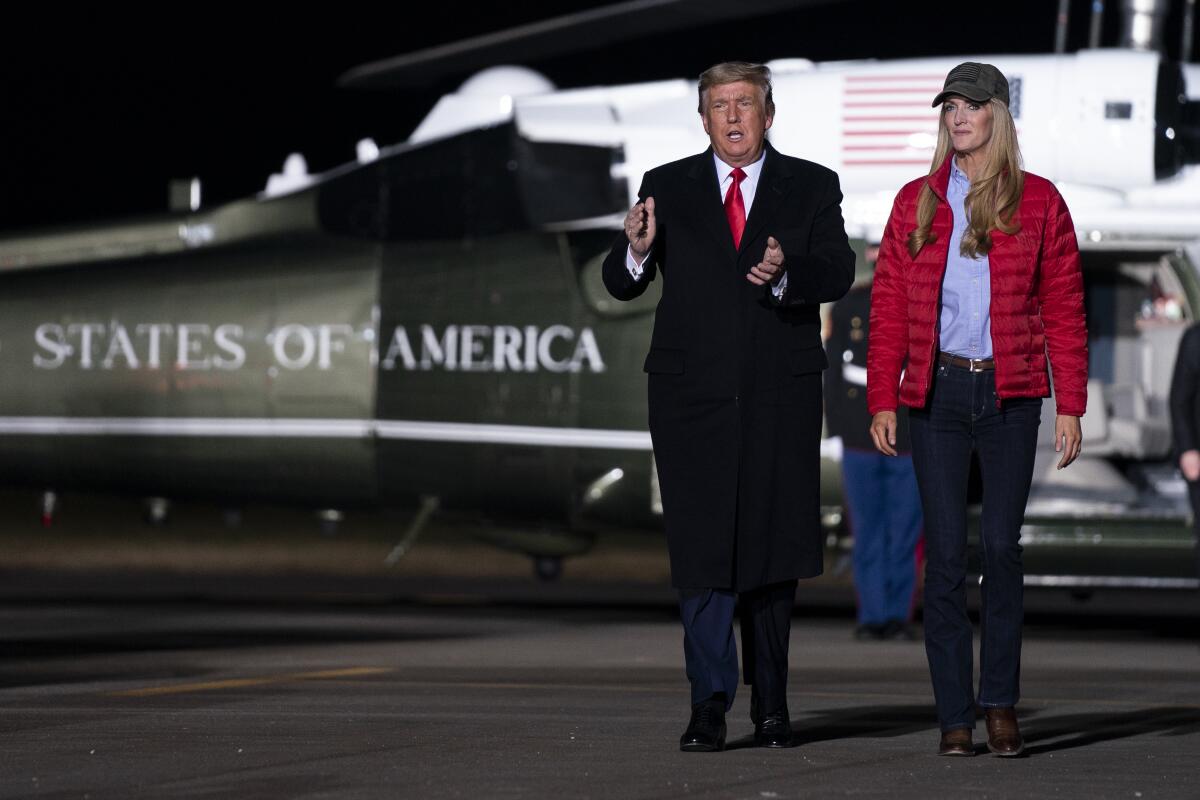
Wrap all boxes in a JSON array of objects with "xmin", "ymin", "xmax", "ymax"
[{"xmin": 938, "ymin": 352, "xmax": 995, "ymax": 372}]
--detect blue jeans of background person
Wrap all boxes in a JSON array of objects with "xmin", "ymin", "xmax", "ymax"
[
  {"xmin": 842, "ymin": 448, "xmax": 923, "ymax": 626},
  {"xmin": 909, "ymin": 361, "xmax": 1041, "ymax": 731}
]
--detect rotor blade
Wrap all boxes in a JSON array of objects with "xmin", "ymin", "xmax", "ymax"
[{"xmin": 338, "ymin": 0, "xmax": 837, "ymax": 89}]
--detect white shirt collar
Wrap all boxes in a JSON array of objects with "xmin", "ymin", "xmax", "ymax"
[{"xmin": 713, "ymin": 149, "xmax": 766, "ymax": 184}]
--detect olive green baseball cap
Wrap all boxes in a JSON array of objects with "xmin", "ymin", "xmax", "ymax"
[{"xmin": 932, "ymin": 62, "xmax": 1010, "ymax": 107}]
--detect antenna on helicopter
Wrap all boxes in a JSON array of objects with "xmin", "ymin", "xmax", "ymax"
[
  {"xmin": 356, "ymin": 138, "xmax": 380, "ymax": 164},
  {"xmin": 1183, "ymin": 0, "xmax": 1196, "ymax": 62},
  {"xmin": 1119, "ymin": 0, "xmax": 1170, "ymax": 51},
  {"xmin": 263, "ymin": 154, "xmax": 314, "ymax": 198},
  {"xmin": 1055, "ymin": 0, "xmax": 1071, "ymax": 53},
  {"xmin": 168, "ymin": 178, "xmax": 201, "ymax": 212}
]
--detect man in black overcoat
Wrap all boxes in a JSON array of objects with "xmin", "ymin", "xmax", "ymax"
[{"xmin": 602, "ymin": 61, "xmax": 854, "ymax": 751}]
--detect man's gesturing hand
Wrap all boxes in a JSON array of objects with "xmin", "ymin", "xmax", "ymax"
[
  {"xmin": 625, "ymin": 197, "xmax": 657, "ymax": 258},
  {"xmin": 747, "ymin": 236, "xmax": 784, "ymax": 286}
]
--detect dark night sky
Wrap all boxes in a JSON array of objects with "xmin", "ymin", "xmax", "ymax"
[{"xmin": 2, "ymin": 0, "xmax": 1195, "ymax": 234}]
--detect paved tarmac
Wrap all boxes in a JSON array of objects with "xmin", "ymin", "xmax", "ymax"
[{"xmin": 0, "ymin": 591, "xmax": 1197, "ymax": 799}]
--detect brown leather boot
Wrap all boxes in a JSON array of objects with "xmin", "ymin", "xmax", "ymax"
[
  {"xmin": 938, "ymin": 728, "xmax": 974, "ymax": 756},
  {"xmin": 985, "ymin": 707, "xmax": 1025, "ymax": 756}
]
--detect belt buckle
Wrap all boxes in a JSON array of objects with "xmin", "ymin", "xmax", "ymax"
[{"xmin": 967, "ymin": 358, "xmax": 985, "ymax": 372}]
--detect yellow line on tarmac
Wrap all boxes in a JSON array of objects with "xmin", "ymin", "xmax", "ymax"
[{"xmin": 110, "ymin": 666, "xmax": 393, "ymax": 698}]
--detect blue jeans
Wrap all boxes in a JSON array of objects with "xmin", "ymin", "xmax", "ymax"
[
  {"xmin": 909, "ymin": 361, "xmax": 1041, "ymax": 731},
  {"xmin": 842, "ymin": 449, "xmax": 923, "ymax": 625}
]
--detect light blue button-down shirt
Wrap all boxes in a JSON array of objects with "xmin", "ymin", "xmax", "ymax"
[{"xmin": 939, "ymin": 158, "xmax": 993, "ymax": 359}]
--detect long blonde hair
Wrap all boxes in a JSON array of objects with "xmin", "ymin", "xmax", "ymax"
[{"xmin": 907, "ymin": 98, "xmax": 1024, "ymax": 259}]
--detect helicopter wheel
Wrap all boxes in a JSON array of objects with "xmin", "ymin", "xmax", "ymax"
[
  {"xmin": 534, "ymin": 555, "xmax": 563, "ymax": 582},
  {"xmin": 143, "ymin": 497, "xmax": 171, "ymax": 526}
]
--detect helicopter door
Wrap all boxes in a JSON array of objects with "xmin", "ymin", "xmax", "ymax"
[{"xmin": 374, "ymin": 231, "xmax": 585, "ymax": 518}]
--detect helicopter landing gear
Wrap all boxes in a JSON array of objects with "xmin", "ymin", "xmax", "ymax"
[
  {"xmin": 40, "ymin": 490, "xmax": 57, "ymax": 528},
  {"xmin": 473, "ymin": 525, "xmax": 594, "ymax": 582},
  {"xmin": 143, "ymin": 497, "xmax": 171, "ymax": 526},
  {"xmin": 384, "ymin": 495, "xmax": 440, "ymax": 567},
  {"xmin": 317, "ymin": 509, "xmax": 344, "ymax": 536}
]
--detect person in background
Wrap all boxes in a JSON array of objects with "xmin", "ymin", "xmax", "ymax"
[
  {"xmin": 1169, "ymin": 323, "xmax": 1200, "ymax": 581},
  {"xmin": 866, "ymin": 62, "xmax": 1087, "ymax": 758},
  {"xmin": 825, "ymin": 277, "xmax": 922, "ymax": 641}
]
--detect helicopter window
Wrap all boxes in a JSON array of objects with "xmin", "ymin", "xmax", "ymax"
[
  {"xmin": 1076, "ymin": 256, "xmax": 1189, "ymax": 461},
  {"xmin": 569, "ymin": 231, "xmax": 661, "ymax": 318},
  {"xmin": 1105, "ymin": 102, "xmax": 1134, "ymax": 120}
]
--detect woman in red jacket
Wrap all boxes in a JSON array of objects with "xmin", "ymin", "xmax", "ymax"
[{"xmin": 866, "ymin": 63, "xmax": 1087, "ymax": 758}]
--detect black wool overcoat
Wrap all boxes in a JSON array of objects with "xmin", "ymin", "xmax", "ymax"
[{"xmin": 603, "ymin": 143, "xmax": 855, "ymax": 591}]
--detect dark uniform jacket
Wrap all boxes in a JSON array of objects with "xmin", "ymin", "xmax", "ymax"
[
  {"xmin": 602, "ymin": 142, "xmax": 854, "ymax": 590},
  {"xmin": 824, "ymin": 283, "xmax": 910, "ymax": 453},
  {"xmin": 1169, "ymin": 323, "xmax": 1200, "ymax": 458}
]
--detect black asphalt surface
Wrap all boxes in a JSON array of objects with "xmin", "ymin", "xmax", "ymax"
[{"xmin": 0, "ymin": 582, "xmax": 1197, "ymax": 799}]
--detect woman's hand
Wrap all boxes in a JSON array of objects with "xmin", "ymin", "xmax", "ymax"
[
  {"xmin": 869, "ymin": 411, "xmax": 898, "ymax": 456},
  {"xmin": 1054, "ymin": 414, "xmax": 1082, "ymax": 469}
]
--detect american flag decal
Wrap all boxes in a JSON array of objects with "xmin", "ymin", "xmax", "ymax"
[{"xmin": 841, "ymin": 73, "xmax": 944, "ymax": 168}]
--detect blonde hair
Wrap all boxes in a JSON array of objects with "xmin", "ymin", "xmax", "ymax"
[
  {"xmin": 907, "ymin": 98, "xmax": 1024, "ymax": 259},
  {"xmin": 697, "ymin": 62, "xmax": 775, "ymax": 116}
]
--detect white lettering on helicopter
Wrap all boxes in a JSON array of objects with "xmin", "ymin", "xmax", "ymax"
[
  {"xmin": 265, "ymin": 323, "xmax": 354, "ymax": 371},
  {"xmin": 30, "ymin": 322, "xmax": 604, "ymax": 374},
  {"xmin": 379, "ymin": 324, "xmax": 604, "ymax": 373},
  {"xmin": 34, "ymin": 323, "xmax": 250, "ymax": 371}
]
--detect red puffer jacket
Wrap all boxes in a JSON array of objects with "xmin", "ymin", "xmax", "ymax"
[{"xmin": 867, "ymin": 157, "xmax": 1088, "ymax": 417}]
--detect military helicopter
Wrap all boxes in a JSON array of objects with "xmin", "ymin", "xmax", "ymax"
[{"xmin": 0, "ymin": 0, "xmax": 1198, "ymax": 585}]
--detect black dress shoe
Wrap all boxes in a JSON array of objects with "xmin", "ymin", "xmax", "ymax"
[
  {"xmin": 854, "ymin": 623, "xmax": 886, "ymax": 641},
  {"xmin": 679, "ymin": 701, "xmax": 726, "ymax": 752},
  {"xmin": 882, "ymin": 619, "xmax": 918, "ymax": 641},
  {"xmin": 754, "ymin": 710, "xmax": 793, "ymax": 748}
]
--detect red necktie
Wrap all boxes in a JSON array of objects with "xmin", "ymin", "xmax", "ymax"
[{"xmin": 724, "ymin": 167, "xmax": 747, "ymax": 249}]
